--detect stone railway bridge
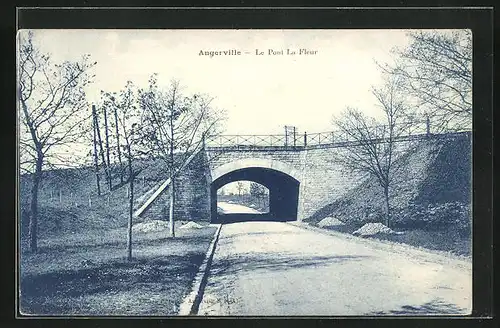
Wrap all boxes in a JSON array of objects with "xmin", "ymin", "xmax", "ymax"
[{"xmin": 134, "ymin": 124, "xmax": 469, "ymax": 224}]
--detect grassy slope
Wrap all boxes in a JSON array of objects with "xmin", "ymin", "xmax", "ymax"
[
  {"xmin": 19, "ymin": 158, "xmax": 218, "ymax": 315},
  {"xmin": 19, "ymin": 158, "xmax": 172, "ymax": 243},
  {"xmin": 305, "ymin": 135, "xmax": 472, "ymax": 256}
]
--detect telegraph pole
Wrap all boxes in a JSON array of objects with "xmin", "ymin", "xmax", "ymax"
[{"xmin": 284, "ymin": 125, "xmax": 298, "ymax": 148}]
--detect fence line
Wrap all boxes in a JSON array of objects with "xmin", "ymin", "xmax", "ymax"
[{"xmin": 205, "ymin": 119, "xmax": 471, "ymax": 149}]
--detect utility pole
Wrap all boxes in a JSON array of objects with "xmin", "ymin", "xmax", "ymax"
[
  {"xmin": 103, "ymin": 106, "xmax": 111, "ymax": 190},
  {"xmin": 92, "ymin": 104, "xmax": 101, "ymax": 196},
  {"xmin": 284, "ymin": 125, "xmax": 288, "ymax": 147},
  {"xmin": 284, "ymin": 125, "xmax": 298, "ymax": 148}
]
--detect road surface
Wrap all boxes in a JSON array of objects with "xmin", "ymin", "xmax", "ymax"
[
  {"xmin": 217, "ymin": 201, "xmax": 262, "ymax": 214},
  {"xmin": 198, "ymin": 220, "xmax": 472, "ymax": 316}
]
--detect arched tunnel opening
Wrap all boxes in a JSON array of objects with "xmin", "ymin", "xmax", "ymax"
[
  {"xmin": 216, "ymin": 180, "xmax": 270, "ymax": 214},
  {"xmin": 210, "ymin": 167, "xmax": 300, "ymax": 224}
]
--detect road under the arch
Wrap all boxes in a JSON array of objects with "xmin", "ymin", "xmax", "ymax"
[
  {"xmin": 210, "ymin": 167, "xmax": 300, "ymax": 224},
  {"xmin": 217, "ymin": 202, "xmax": 262, "ymax": 215}
]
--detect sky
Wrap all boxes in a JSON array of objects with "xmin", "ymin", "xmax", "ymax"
[{"xmin": 23, "ymin": 29, "xmax": 414, "ymax": 136}]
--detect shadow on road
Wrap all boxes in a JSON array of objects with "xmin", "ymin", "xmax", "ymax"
[
  {"xmin": 210, "ymin": 253, "xmax": 369, "ymax": 277},
  {"xmin": 367, "ymin": 298, "xmax": 468, "ymax": 315}
]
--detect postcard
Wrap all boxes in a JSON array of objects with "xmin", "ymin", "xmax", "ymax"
[{"xmin": 18, "ymin": 28, "xmax": 472, "ymax": 317}]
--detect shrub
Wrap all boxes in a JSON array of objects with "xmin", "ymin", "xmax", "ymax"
[{"xmin": 392, "ymin": 201, "xmax": 471, "ymax": 232}]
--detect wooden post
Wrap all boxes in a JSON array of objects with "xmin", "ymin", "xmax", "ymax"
[
  {"xmin": 92, "ymin": 104, "xmax": 102, "ymax": 196},
  {"xmin": 103, "ymin": 106, "xmax": 111, "ymax": 191},
  {"xmin": 59, "ymin": 190, "xmax": 62, "ymax": 203},
  {"xmin": 304, "ymin": 132, "xmax": 307, "ymax": 147}
]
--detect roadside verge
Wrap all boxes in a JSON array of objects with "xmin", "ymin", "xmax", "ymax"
[
  {"xmin": 178, "ymin": 223, "xmax": 223, "ymax": 315},
  {"xmin": 287, "ymin": 221, "xmax": 471, "ymax": 269}
]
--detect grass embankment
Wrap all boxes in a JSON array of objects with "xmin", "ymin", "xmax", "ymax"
[
  {"xmin": 306, "ymin": 135, "xmax": 472, "ymax": 257},
  {"xmin": 20, "ymin": 224, "xmax": 217, "ymax": 316},
  {"xmin": 19, "ymin": 159, "xmax": 171, "ymax": 241}
]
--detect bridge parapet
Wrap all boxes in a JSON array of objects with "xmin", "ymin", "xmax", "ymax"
[{"xmin": 205, "ymin": 119, "xmax": 468, "ymax": 149}]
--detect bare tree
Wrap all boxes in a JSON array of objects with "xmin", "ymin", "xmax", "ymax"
[
  {"xmin": 113, "ymin": 97, "xmax": 124, "ymax": 184},
  {"xmin": 102, "ymin": 81, "xmax": 143, "ymax": 260},
  {"xmin": 236, "ymin": 181, "xmax": 244, "ymax": 197},
  {"xmin": 380, "ymin": 30, "xmax": 472, "ymax": 131},
  {"xmin": 333, "ymin": 76, "xmax": 411, "ymax": 228},
  {"xmin": 217, "ymin": 186, "xmax": 226, "ymax": 196},
  {"xmin": 18, "ymin": 31, "xmax": 96, "ymax": 252},
  {"xmin": 250, "ymin": 182, "xmax": 268, "ymax": 209},
  {"xmin": 93, "ymin": 104, "xmax": 111, "ymax": 192},
  {"xmin": 101, "ymin": 91, "xmax": 126, "ymax": 189},
  {"xmin": 138, "ymin": 75, "xmax": 224, "ymax": 237}
]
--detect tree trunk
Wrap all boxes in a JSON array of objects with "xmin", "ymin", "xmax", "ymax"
[
  {"xmin": 384, "ymin": 185, "xmax": 390, "ymax": 228},
  {"xmin": 114, "ymin": 106, "xmax": 123, "ymax": 184},
  {"xmin": 127, "ymin": 156, "xmax": 134, "ymax": 261},
  {"xmin": 29, "ymin": 156, "xmax": 43, "ymax": 253}
]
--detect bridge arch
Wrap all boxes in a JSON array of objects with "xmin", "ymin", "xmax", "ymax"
[
  {"xmin": 210, "ymin": 158, "xmax": 301, "ymax": 223},
  {"xmin": 211, "ymin": 157, "xmax": 302, "ymax": 182}
]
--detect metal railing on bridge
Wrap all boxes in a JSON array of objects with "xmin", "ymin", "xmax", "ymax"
[
  {"xmin": 205, "ymin": 134, "xmax": 293, "ymax": 148},
  {"xmin": 205, "ymin": 119, "xmax": 471, "ymax": 149}
]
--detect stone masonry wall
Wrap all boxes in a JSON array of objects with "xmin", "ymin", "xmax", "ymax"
[
  {"xmin": 205, "ymin": 148, "xmax": 362, "ymax": 220},
  {"xmin": 138, "ymin": 150, "xmax": 211, "ymax": 222},
  {"xmin": 299, "ymin": 147, "xmax": 363, "ymax": 219},
  {"xmin": 206, "ymin": 149, "xmax": 304, "ymax": 173}
]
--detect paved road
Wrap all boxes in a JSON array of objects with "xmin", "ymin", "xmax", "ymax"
[
  {"xmin": 198, "ymin": 221, "xmax": 472, "ymax": 316},
  {"xmin": 217, "ymin": 201, "xmax": 262, "ymax": 214}
]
